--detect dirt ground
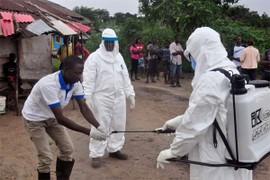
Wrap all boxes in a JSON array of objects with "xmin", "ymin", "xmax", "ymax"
[{"xmin": 0, "ymin": 73, "xmax": 270, "ymax": 180}]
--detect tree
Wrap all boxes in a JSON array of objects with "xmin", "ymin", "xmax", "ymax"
[
  {"xmin": 138, "ymin": 0, "xmax": 221, "ymax": 35},
  {"xmin": 73, "ymin": 6, "xmax": 109, "ymax": 30}
]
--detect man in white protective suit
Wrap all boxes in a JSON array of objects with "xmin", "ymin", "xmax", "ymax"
[
  {"xmin": 83, "ymin": 28, "xmax": 135, "ymax": 168},
  {"xmin": 156, "ymin": 27, "xmax": 252, "ymax": 180}
]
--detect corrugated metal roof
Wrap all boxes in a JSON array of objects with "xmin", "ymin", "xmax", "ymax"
[
  {"xmin": 0, "ymin": 11, "xmax": 35, "ymax": 37},
  {"xmin": 51, "ymin": 20, "xmax": 77, "ymax": 36},
  {"xmin": 26, "ymin": 19, "xmax": 54, "ymax": 35},
  {"xmin": 19, "ymin": 22, "xmax": 38, "ymax": 38},
  {"xmin": 0, "ymin": 18, "xmax": 14, "ymax": 36},
  {"xmin": 44, "ymin": 0, "xmax": 86, "ymax": 20},
  {"xmin": 0, "ymin": 0, "xmax": 32, "ymax": 13},
  {"xmin": 0, "ymin": 0, "xmax": 85, "ymax": 19},
  {"xmin": 15, "ymin": 13, "xmax": 35, "ymax": 23},
  {"xmin": 66, "ymin": 22, "xmax": 91, "ymax": 33},
  {"xmin": 0, "ymin": 12, "xmax": 12, "ymax": 20},
  {"xmin": 0, "ymin": 0, "xmax": 91, "ymax": 38}
]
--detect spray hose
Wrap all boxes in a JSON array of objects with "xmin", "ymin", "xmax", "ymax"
[
  {"xmin": 167, "ymin": 157, "xmax": 255, "ymax": 170},
  {"xmin": 110, "ymin": 129, "xmax": 175, "ymax": 134},
  {"xmin": 110, "ymin": 128, "xmax": 257, "ymax": 170}
]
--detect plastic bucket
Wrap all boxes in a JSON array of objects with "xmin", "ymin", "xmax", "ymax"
[{"xmin": 0, "ymin": 96, "xmax": 6, "ymax": 114}]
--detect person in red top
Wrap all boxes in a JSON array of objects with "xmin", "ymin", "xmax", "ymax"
[
  {"xmin": 74, "ymin": 36, "xmax": 90, "ymax": 62},
  {"xmin": 129, "ymin": 38, "xmax": 144, "ymax": 81}
]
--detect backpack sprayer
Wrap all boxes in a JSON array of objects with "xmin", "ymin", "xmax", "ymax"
[
  {"xmin": 167, "ymin": 69, "xmax": 270, "ymax": 170},
  {"xmin": 223, "ymin": 70, "xmax": 270, "ymax": 170},
  {"xmin": 112, "ymin": 69, "xmax": 270, "ymax": 170}
]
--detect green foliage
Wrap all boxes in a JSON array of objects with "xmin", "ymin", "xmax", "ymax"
[
  {"xmin": 211, "ymin": 20, "xmax": 270, "ymax": 54},
  {"xmin": 74, "ymin": 1, "xmax": 270, "ymax": 73},
  {"xmin": 119, "ymin": 18, "xmax": 144, "ymax": 43},
  {"xmin": 140, "ymin": 24, "xmax": 175, "ymax": 46},
  {"xmin": 52, "ymin": 58, "xmax": 60, "ymax": 72},
  {"xmin": 139, "ymin": 0, "xmax": 221, "ymax": 35},
  {"xmin": 84, "ymin": 32, "xmax": 102, "ymax": 53},
  {"xmin": 73, "ymin": 6, "xmax": 110, "ymax": 30}
]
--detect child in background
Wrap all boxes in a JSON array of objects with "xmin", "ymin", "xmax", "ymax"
[{"xmin": 138, "ymin": 57, "xmax": 145, "ymax": 78}]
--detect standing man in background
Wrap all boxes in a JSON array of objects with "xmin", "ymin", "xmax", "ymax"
[
  {"xmin": 169, "ymin": 35, "xmax": 184, "ymax": 87},
  {"xmin": 145, "ymin": 39, "xmax": 160, "ymax": 83},
  {"xmin": 230, "ymin": 36, "xmax": 245, "ymax": 71},
  {"xmin": 160, "ymin": 40, "xmax": 171, "ymax": 84}
]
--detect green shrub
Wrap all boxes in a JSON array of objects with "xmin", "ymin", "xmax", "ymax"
[{"xmin": 52, "ymin": 58, "xmax": 61, "ymax": 72}]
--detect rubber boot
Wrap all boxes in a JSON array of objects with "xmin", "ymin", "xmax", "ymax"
[
  {"xmin": 56, "ymin": 158, "xmax": 75, "ymax": 180},
  {"xmin": 38, "ymin": 171, "xmax": 50, "ymax": 180}
]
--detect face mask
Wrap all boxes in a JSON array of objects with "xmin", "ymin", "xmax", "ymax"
[
  {"xmin": 190, "ymin": 56, "xmax": 196, "ymax": 70},
  {"xmin": 104, "ymin": 41, "xmax": 115, "ymax": 51}
]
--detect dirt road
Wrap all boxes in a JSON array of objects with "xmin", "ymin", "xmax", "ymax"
[{"xmin": 0, "ymin": 74, "xmax": 269, "ymax": 180}]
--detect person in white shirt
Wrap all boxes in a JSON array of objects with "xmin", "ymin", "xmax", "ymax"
[
  {"xmin": 169, "ymin": 35, "xmax": 184, "ymax": 87},
  {"xmin": 22, "ymin": 55, "xmax": 108, "ymax": 180},
  {"xmin": 230, "ymin": 36, "xmax": 245, "ymax": 71}
]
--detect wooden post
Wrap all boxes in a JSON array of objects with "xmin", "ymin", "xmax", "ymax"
[
  {"xmin": 15, "ymin": 39, "xmax": 20, "ymax": 116},
  {"xmin": 80, "ymin": 32, "xmax": 84, "ymax": 60}
]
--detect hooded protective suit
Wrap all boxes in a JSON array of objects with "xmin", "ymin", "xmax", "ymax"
[
  {"xmin": 83, "ymin": 28, "xmax": 135, "ymax": 157},
  {"xmin": 157, "ymin": 27, "xmax": 252, "ymax": 180}
]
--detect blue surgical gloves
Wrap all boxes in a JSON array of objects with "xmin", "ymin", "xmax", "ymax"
[
  {"xmin": 156, "ymin": 148, "xmax": 176, "ymax": 169},
  {"xmin": 90, "ymin": 125, "xmax": 109, "ymax": 141},
  {"xmin": 128, "ymin": 95, "xmax": 135, "ymax": 110}
]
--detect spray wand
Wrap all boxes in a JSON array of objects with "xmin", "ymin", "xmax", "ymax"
[{"xmin": 110, "ymin": 128, "xmax": 175, "ymax": 134}]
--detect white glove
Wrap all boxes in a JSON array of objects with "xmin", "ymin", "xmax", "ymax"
[
  {"xmin": 160, "ymin": 115, "xmax": 183, "ymax": 131},
  {"xmin": 90, "ymin": 125, "xmax": 109, "ymax": 141},
  {"xmin": 128, "ymin": 96, "xmax": 135, "ymax": 109},
  {"xmin": 156, "ymin": 149, "xmax": 176, "ymax": 169}
]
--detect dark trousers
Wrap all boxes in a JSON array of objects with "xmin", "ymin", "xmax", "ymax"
[
  {"xmin": 241, "ymin": 68, "xmax": 256, "ymax": 81},
  {"xmin": 130, "ymin": 58, "xmax": 139, "ymax": 79},
  {"xmin": 163, "ymin": 61, "xmax": 171, "ymax": 82},
  {"xmin": 146, "ymin": 59, "xmax": 158, "ymax": 80}
]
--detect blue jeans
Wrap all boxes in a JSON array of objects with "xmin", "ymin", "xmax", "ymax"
[
  {"xmin": 170, "ymin": 64, "xmax": 182, "ymax": 77},
  {"xmin": 170, "ymin": 64, "xmax": 182, "ymax": 85}
]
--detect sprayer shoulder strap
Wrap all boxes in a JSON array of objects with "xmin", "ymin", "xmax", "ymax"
[
  {"xmin": 211, "ymin": 68, "xmax": 232, "ymax": 82},
  {"xmin": 211, "ymin": 68, "xmax": 236, "ymax": 161},
  {"xmin": 213, "ymin": 119, "xmax": 236, "ymax": 161}
]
